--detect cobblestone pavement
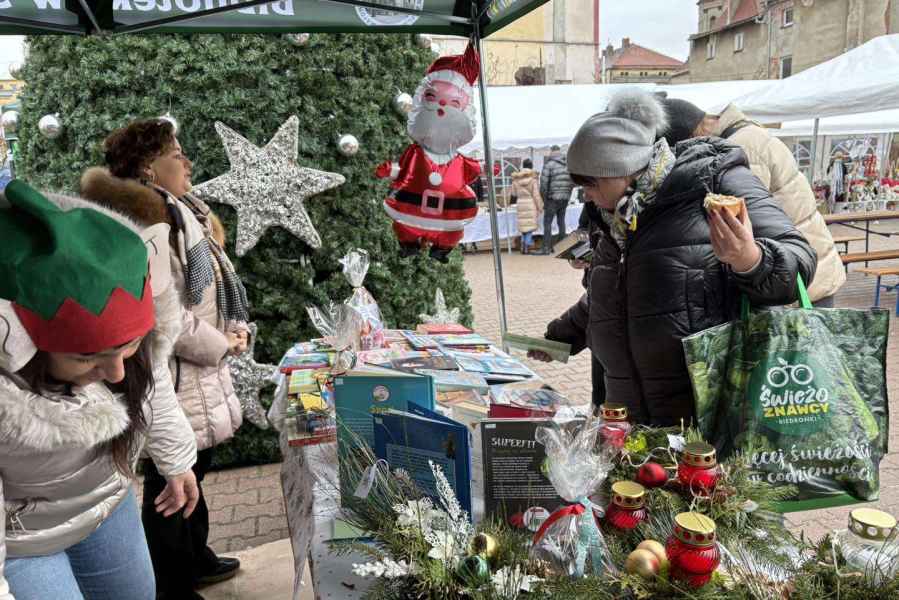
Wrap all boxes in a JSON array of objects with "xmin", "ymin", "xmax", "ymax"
[{"xmin": 188, "ymin": 221, "xmax": 899, "ymax": 555}]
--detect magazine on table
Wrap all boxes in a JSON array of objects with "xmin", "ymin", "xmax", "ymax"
[{"xmin": 502, "ymin": 332, "xmax": 571, "ymax": 364}]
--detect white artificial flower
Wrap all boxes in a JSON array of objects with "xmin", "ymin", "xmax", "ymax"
[
  {"xmin": 492, "ymin": 565, "xmax": 544, "ymax": 599},
  {"xmin": 351, "ymin": 558, "xmax": 415, "ymax": 579},
  {"xmin": 393, "ymin": 499, "xmax": 436, "ymax": 530},
  {"xmin": 426, "ymin": 529, "xmax": 464, "ymax": 566}
]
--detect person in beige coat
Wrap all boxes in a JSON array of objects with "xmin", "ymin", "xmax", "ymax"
[
  {"xmin": 662, "ymin": 99, "xmax": 845, "ymax": 306},
  {"xmin": 81, "ymin": 118, "xmax": 248, "ymax": 599},
  {"xmin": 506, "ymin": 159, "xmax": 543, "ymax": 254},
  {"xmin": 0, "ymin": 182, "xmax": 198, "ymax": 600}
]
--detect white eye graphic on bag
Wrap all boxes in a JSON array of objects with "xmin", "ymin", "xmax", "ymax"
[{"xmin": 766, "ymin": 358, "xmax": 813, "ymax": 388}]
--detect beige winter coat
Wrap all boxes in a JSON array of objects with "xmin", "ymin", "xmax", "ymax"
[
  {"xmin": 81, "ymin": 169, "xmax": 244, "ymax": 451},
  {"xmin": 507, "ymin": 169, "xmax": 543, "ymax": 233},
  {"xmin": 0, "ymin": 193, "xmax": 196, "ymax": 599},
  {"xmin": 714, "ymin": 105, "xmax": 846, "ymax": 302}
]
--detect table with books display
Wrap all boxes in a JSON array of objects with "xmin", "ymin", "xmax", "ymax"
[{"xmin": 269, "ymin": 324, "xmax": 579, "ymax": 600}]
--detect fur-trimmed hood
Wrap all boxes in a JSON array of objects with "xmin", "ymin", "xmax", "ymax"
[{"xmin": 80, "ymin": 167, "xmax": 171, "ymax": 227}]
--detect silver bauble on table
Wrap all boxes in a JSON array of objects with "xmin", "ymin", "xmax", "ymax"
[
  {"xmin": 7, "ymin": 62, "xmax": 22, "ymax": 80},
  {"xmin": 0, "ymin": 110, "xmax": 19, "ymax": 135},
  {"xmin": 284, "ymin": 33, "xmax": 311, "ymax": 47},
  {"xmin": 393, "ymin": 92, "xmax": 414, "ymax": 115},
  {"xmin": 38, "ymin": 113, "xmax": 62, "ymax": 139},
  {"xmin": 159, "ymin": 112, "xmax": 179, "ymax": 135},
  {"xmin": 337, "ymin": 134, "xmax": 360, "ymax": 157}
]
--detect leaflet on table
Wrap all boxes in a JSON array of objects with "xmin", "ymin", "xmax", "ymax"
[
  {"xmin": 488, "ymin": 387, "xmax": 590, "ymax": 419},
  {"xmin": 481, "ymin": 419, "xmax": 569, "ymax": 531},
  {"xmin": 374, "ymin": 405, "xmax": 472, "ymax": 516},
  {"xmin": 502, "ymin": 332, "xmax": 571, "ymax": 364},
  {"xmin": 334, "ymin": 371, "xmax": 435, "ymax": 449}
]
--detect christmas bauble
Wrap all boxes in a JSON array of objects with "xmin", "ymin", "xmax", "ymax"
[
  {"xmin": 7, "ymin": 62, "xmax": 22, "ymax": 80},
  {"xmin": 392, "ymin": 92, "xmax": 414, "ymax": 115},
  {"xmin": 457, "ymin": 554, "xmax": 490, "ymax": 582},
  {"xmin": 469, "ymin": 533, "xmax": 498, "ymax": 560},
  {"xmin": 1, "ymin": 110, "xmax": 19, "ymax": 135},
  {"xmin": 38, "ymin": 114, "xmax": 62, "ymax": 139},
  {"xmin": 337, "ymin": 134, "xmax": 359, "ymax": 156},
  {"xmin": 625, "ymin": 549, "xmax": 660, "ymax": 579},
  {"xmin": 414, "ymin": 33, "xmax": 431, "ymax": 49},
  {"xmin": 428, "ymin": 172, "xmax": 442, "ymax": 186},
  {"xmin": 637, "ymin": 540, "xmax": 668, "ymax": 570},
  {"xmin": 159, "ymin": 112, "xmax": 179, "ymax": 136},
  {"xmin": 284, "ymin": 33, "xmax": 311, "ymax": 47},
  {"xmin": 636, "ymin": 462, "xmax": 668, "ymax": 488}
]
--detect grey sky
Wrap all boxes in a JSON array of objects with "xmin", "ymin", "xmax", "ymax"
[{"xmin": 600, "ymin": 1, "xmax": 698, "ymax": 62}]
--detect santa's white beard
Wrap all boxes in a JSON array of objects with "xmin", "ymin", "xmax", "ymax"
[{"xmin": 407, "ymin": 106, "xmax": 475, "ymax": 155}]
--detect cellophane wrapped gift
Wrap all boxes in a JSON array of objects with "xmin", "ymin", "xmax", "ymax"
[
  {"xmin": 339, "ymin": 249, "xmax": 386, "ymax": 350},
  {"xmin": 529, "ymin": 408, "xmax": 616, "ymax": 578}
]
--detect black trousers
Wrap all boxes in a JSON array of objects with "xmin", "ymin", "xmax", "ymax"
[
  {"xmin": 542, "ymin": 203, "xmax": 567, "ymax": 249},
  {"xmin": 592, "ymin": 353, "xmax": 607, "ymax": 409},
  {"xmin": 142, "ymin": 447, "xmax": 218, "ymax": 599}
]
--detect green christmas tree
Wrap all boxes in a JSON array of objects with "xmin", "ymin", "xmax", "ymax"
[{"xmin": 17, "ymin": 34, "xmax": 474, "ymax": 467}]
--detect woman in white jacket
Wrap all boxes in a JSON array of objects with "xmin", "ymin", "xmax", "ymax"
[{"xmin": 0, "ymin": 181, "xmax": 198, "ymax": 600}]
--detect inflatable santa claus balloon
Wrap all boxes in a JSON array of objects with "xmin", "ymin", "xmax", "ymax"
[{"xmin": 376, "ymin": 43, "xmax": 482, "ymax": 263}]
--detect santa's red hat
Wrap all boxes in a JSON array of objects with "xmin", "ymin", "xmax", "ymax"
[{"xmin": 426, "ymin": 43, "xmax": 480, "ymax": 91}]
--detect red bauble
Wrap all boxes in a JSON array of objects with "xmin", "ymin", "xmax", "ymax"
[{"xmin": 636, "ymin": 462, "xmax": 668, "ymax": 488}]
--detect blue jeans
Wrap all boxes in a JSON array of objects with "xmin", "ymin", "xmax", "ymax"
[
  {"xmin": 521, "ymin": 231, "xmax": 534, "ymax": 249},
  {"xmin": 6, "ymin": 491, "xmax": 155, "ymax": 600}
]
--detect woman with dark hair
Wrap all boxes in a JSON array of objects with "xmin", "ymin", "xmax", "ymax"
[
  {"xmin": 81, "ymin": 119, "xmax": 249, "ymax": 598},
  {"xmin": 506, "ymin": 158, "xmax": 543, "ymax": 254},
  {"xmin": 0, "ymin": 181, "xmax": 198, "ymax": 600},
  {"xmin": 534, "ymin": 89, "xmax": 817, "ymax": 426}
]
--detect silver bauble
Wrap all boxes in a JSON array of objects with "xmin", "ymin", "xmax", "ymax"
[
  {"xmin": 38, "ymin": 113, "xmax": 62, "ymax": 139},
  {"xmin": 284, "ymin": 33, "xmax": 311, "ymax": 47},
  {"xmin": 392, "ymin": 92, "xmax": 414, "ymax": 115},
  {"xmin": 414, "ymin": 34, "xmax": 431, "ymax": 49},
  {"xmin": 337, "ymin": 134, "xmax": 360, "ymax": 157},
  {"xmin": 7, "ymin": 62, "xmax": 22, "ymax": 80},
  {"xmin": 0, "ymin": 110, "xmax": 19, "ymax": 135},
  {"xmin": 159, "ymin": 112, "xmax": 179, "ymax": 135}
]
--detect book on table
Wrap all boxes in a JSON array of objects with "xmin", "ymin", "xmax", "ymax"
[
  {"xmin": 448, "ymin": 348, "xmax": 536, "ymax": 382},
  {"xmin": 388, "ymin": 352, "xmax": 459, "ymax": 373},
  {"xmin": 432, "ymin": 333, "xmax": 493, "ymax": 348},
  {"xmin": 416, "ymin": 323, "xmax": 473, "ymax": 335},
  {"xmin": 502, "ymin": 332, "xmax": 571, "ymax": 364},
  {"xmin": 417, "ymin": 369, "xmax": 489, "ymax": 393},
  {"xmin": 373, "ymin": 404, "xmax": 472, "ymax": 516}
]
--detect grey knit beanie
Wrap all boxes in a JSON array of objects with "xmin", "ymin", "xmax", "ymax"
[{"xmin": 567, "ymin": 89, "xmax": 669, "ymax": 179}]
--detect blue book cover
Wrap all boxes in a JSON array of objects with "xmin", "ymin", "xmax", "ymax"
[
  {"xmin": 373, "ymin": 405, "xmax": 472, "ymax": 517},
  {"xmin": 334, "ymin": 373, "xmax": 435, "ymax": 450}
]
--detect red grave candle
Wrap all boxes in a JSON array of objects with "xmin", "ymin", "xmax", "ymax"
[
  {"xmin": 599, "ymin": 403, "xmax": 632, "ymax": 449},
  {"xmin": 603, "ymin": 481, "xmax": 647, "ymax": 531},
  {"xmin": 677, "ymin": 442, "xmax": 720, "ymax": 494},
  {"xmin": 666, "ymin": 512, "xmax": 720, "ymax": 588}
]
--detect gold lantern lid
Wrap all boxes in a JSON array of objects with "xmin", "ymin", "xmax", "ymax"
[
  {"xmin": 682, "ymin": 442, "xmax": 717, "ymax": 468},
  {"xmin": 849, "ymin": 508, "xmax": 897, "ymax": 542},
  {"xmin": 673, "ymin": 512, "xmax": 717, "ymax": 547},
  {"xmin": 611, "ymin": 481, "xmax": 645, "ymax": 509},
  {"xmin": 601, "ymin": 403, "xmax": 628, "ymax": 422}
]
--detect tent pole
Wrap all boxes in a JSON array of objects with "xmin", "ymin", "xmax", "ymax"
[
  {"xmin": 474, "ymin": 28, "xmax": 509, "ymax": 344},
  {"xmin": 808, "ymin": 117, "xmax": 820, "ymax": 183}
]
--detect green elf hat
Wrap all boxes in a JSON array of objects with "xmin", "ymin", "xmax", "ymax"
[{"xmin": 0, "ymin": 180, "xmax": 155, "ymax": 354}]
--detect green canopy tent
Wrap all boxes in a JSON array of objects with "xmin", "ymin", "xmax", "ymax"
[{"xmin": 0, "ymin": 0, "xmax": 548, "ymax": 336}]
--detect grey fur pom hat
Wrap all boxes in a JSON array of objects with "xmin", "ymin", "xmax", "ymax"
[{"xmin": 567, "ymin": 88, "xmax": 669, "ymax": 179}]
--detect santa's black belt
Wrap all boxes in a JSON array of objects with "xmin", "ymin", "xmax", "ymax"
[{"xmin": 390, "ymin": 190, "xmax": 476, "ymax": 211}]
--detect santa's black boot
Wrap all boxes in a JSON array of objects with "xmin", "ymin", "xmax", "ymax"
[{"xmin": 429, "ymin": 246, "xmax": 452, "ymax": 263}]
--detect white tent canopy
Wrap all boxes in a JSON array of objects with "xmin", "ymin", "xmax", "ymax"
[{"xmin": 730, "ymin": 34, "xmax": 899, "ymax": 124}]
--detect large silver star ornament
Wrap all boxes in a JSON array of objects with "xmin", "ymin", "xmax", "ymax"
[
  {"xmin": 193, "ymin": 116, "xmax": 345, "ymax": 256},
  {"xmin": 419, "ymin": 288, "xmax": 461, "ymax": 324},
  {"xmin": 227, "ymin": 323, "xmax": 278, "ymax": 430}
]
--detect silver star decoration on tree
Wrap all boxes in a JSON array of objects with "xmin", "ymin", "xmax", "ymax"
[
  {"xmin": 227, "ymin": 323, "xmax": 277, "ymax": 430},
  {"xmin": 193, "ymin": 116, "xmax": 345, "ymax": 256},
  {"xmin": 419, "ymin": 288, "xmax": 461, "ymax": 324}
]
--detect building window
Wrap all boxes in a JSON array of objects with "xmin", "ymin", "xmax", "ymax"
[
  {"xmin": 709, "ymin": 15, "xmax": 716, "ymax": 30},
  {"xmin": 780, "ymin": 56, "xmax": 793, "ymax": 78},
  {"xmin": 735, "ymin": 32, "xmax": 744, "ymax": 52},
  {"xmin": 707, "ymin": 35, "xmax": 717, "ymax": 59},
  {"xmin": 783, "ymin": 7, "xmax": 794, "ymax": 27}
]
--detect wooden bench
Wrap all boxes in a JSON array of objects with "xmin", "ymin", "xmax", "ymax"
[
  {"xmin": 840, "ymin": 249, "xmax": 899, "ymax": 265},
  {"xmin": 831, "ymin": 234, "xmax": 865, "ymax": 253},
  {"xmin": 857, "ymin": 267, "xmax": 899, "ymax": 315}
]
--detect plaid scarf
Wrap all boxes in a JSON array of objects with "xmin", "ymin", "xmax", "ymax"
[
  {"xmin": 151, "ymin": 184, "xmax": 249, "ymax": 325},
  {"xmin": 602, "ymin": 139, "xmax": 677, "ymax": 249}
]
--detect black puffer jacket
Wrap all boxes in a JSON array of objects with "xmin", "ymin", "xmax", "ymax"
[
  {"xmin": 550, "ymin": 138, "xmax": 817, "ymax": 426},
  {"xmin": 540, "ymin": 154, "xmax": 575, "ymax": 208}
]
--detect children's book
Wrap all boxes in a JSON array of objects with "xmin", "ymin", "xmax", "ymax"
[
  {"xmin": 417, "ymin": 369, "xmax": 489, "ymax": 393},
  {"xmin": 502, "ymin": 333, "xmax": 571, "ymax": 364},
  {"xmin": 432, "ymin": 333, "xmax": 492, "ymax": 348},
  {"xmin": 449, "ymin": 350, "xmax": 536, "ymax": 382},
  {"xmin": 401, "ymin": 331, "xmax": 441, "ymax": 350},
  {"xmin": 416, "ymin": 323, "xmax": 473, "ymax": 335},
  {"xmin": 488, "ymin": 387, "xmax": 590, "ymax": 419},
  {"xmin": 374, "ymin": 405, "xmax": 472, "ymax": 516},
  {"xmin": 389, "ymin": 353, "xmax": 459, "ymax": 373}
]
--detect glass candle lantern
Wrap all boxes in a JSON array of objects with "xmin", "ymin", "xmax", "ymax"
[
  {"xmin": 604, "ymin": 481, "xmax": 647, "ymax": 531},
  {"xmin": 666, "ymin": 512, "xmax": 720, "ymax": 588},
  {"xmin": 677, "ymin": 442, "xmax": 720, "ymax": 494},
  {"xmin": 599, "ymin": 403, "xmax": 632, "ymax": 449},
  {"xmin": 841, "ymin": 508, "xmax": 899, "ymax": 584}
]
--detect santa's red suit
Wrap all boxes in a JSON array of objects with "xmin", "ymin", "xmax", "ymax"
[{"xmin": 380, "ymin": 144, "xmax": 481, "ymax": 252}]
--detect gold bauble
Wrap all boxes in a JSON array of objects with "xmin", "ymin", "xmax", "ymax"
[
  {"xmin": 470, "ymin": 533, "xmax": 499, "ymax": 560},
  {"xmin": 625, "ymin": 549, "xmax": 660, "ymax": 579},
  {"xmin": 636, "ymin": 540, "xmax": 668, "ymax": 570}
]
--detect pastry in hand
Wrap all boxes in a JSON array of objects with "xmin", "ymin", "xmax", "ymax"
[{"xmin": 703, "ymin": 193, "xmax": 744, "ymax": 218}]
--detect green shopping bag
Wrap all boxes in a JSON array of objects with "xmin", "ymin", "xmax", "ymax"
[{"xmin": 682, "ymin": 276, "xmax": 890, "ymax": 512}]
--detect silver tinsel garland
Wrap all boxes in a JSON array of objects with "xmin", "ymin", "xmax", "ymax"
[
  {"xmin": 226, "ymin": 323, "xmax": 277, "ymax": 429},
  {"xmin": 193, "ymin": 115, "xmax": 345, "ymax": 256}
]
